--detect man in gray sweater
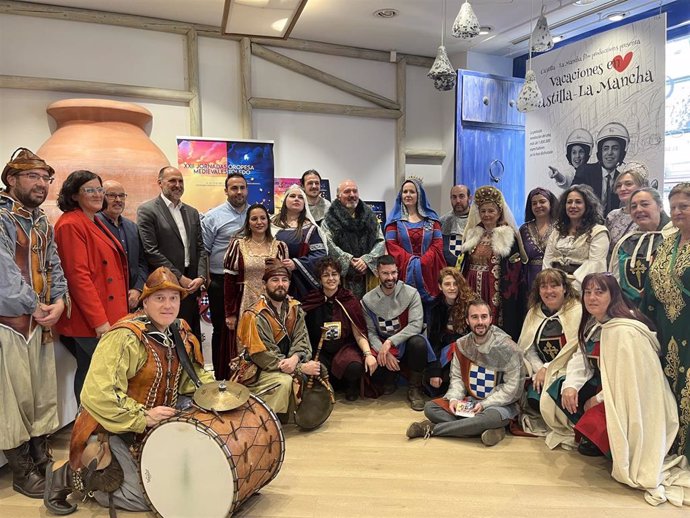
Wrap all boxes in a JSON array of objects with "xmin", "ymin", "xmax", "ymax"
[{"xmin": 407, "ymin": 299, "xmax": 523, "ymax": 446}]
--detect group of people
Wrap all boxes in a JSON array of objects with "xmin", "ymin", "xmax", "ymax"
[{"xmin": 2, "ymin": 144, "xmax": 690, "ymax": 514}]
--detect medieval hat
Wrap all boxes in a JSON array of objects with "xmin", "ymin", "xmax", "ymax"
[
  {"xmin": 2, "ymin": 147, "xmax": 55, "ymax": 186},
  {"xmin": 139, "ymin": 267, "xmax": 188, "ymax": 302},
  {"xmin": 262, "ymin": 258, "xmax": 292, "ymax": 282}
]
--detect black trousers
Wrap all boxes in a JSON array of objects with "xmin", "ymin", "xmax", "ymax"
[
  {"xmin": 207, "ymin": 273, "xmax": 226, "ymax": 374},
  {"xmin": 178, "ymin": 267, "xmax": 201, "ymax": 339}
]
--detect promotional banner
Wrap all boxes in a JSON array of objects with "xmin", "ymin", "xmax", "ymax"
[
  {"xmin": 177, "ymin": 137, "xmax": 275, "ymax": 213},
  {"xmin": 525, "ymin": 15, "xmax": 666, "ymax": 204}
]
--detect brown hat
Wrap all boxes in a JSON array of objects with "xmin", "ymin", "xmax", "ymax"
[
  {"xmin": 139, "ymin": 267, "xmax": 188, "ymax": 302},
  {"xmin": 262, "ymin": 258, "xmax": 291, "ymax": 282},
  {"xmin": 2, "ymin": 148, "xmax": 55, "ymax": 186}
]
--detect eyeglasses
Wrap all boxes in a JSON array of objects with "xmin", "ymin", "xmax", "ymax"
[
  {"xmin": 81, "ymin": 187, "xmax": 105, "ymax": 196},
  {"xmin": 104, "ymin": 193, "xmax": 128, "ymax": 200},
  {"xmin": 15, "ymin": 172, "xmax": 54, "ymax": 184}
]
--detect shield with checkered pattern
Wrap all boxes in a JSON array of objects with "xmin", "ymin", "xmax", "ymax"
[{"xmin": 468, "ymin": 363, "xmax": 497, "ymax": 398}]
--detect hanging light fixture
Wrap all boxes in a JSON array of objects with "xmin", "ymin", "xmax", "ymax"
[
  {"xmin": 428, "ymin": 0, "xmax": 456, "ymax": 91},
  {"xmin": 517, "ymin": 0, "xmax": 544, "ymax": 112},
  {"xmin": 531, "ymin": 4, "xmax": 554, "ymax": 53},
  {"xmin": 452, "ymin": 0, "xmax": 480, "ymax": 39}
]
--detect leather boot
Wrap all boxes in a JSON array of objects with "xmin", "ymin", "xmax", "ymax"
[
  {"xmin": 44, "ymin": 461, "xmax": 78, "ymax": 515},
  {"xmin": 2, "ymin": 442, "xmax": 45, "ymax": 498},
  {"xmin": 407, "ymin": 372, "xmax": 426, "ymax": 411},
  {"xmin": 30, "ymin": 435, "xmax": 54, "ymax": 475}
]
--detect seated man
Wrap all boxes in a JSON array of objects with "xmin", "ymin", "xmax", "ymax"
[
  {"xmin": 237, "ymin": 260, "xmax": 320, "ymax": 417},
  {"xmin": 44, "ymin": 267, "xmax": 214, "ymax": 515},
  {"xmin": 407, "ymin": 299, "xmax": 523, "ymax": 446},
  {"xmin": 361, "ymin": 255, "xmax": 434, "ymax": 411}
]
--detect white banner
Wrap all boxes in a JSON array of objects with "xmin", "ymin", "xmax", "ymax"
[{"xmin": 525, "ymin": 15, "xmax": 666, "ymax": 208}]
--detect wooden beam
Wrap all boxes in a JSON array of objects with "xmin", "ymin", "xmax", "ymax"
[
  {"xmin": 249, "ymin": 97, "xmax": 401, "ymax": 119},
  {"xmin": 0, "ymin": 74, "xmax": 194, "ymax": 102},
  {"xmin": 0, "ymin": 1, "xmax": 435, "ymax": 67},
  {"xmin": 395, "ymin": 57, "xmax": 407, "ymax": 186},
  {"xmin": 405, "ymin": 149, "xmax": 447, "ymax": 161},
  {"xmin": 239, "ymin": 38, "xmax": 253, "ymax": 139},
  {"xmin": 185, "ymin": 28, "xmax": 201, "ymax": 135},
  {"xmin": 251, "ymin": 43, "xmax": 399, "ymax": 110}
]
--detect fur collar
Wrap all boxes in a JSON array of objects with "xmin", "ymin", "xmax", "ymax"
[{"xmin": 460, "ymin": 224, "xmax": 516, "ymax": 258}]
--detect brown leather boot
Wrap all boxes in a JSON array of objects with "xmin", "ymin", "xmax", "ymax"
[
  {"xmin": 30, "ymin": 435, "xmax": 54, "ymax": 475},
  {"xmin": 2, "ymin": 442, "xmax": 45, "ymax": 498},
  {"xmin": 44, "ymin": 461, "xmax": 78, "ymax": 515},
  {"xmin": 407, "ymin": 372, "xmax": 426, "ymax": 411}
]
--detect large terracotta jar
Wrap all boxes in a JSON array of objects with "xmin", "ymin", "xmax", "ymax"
[{"xmin": 37, "ymin": 99, "xmax": 169, "ymax": 223}]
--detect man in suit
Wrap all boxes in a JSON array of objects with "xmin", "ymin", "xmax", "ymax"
[
  {"xmin": 96, "ymin": 180, "xmax": 148, "ymax": 311},
  {"xmin": 137, "ymin": 166, "xmax": 208, "ymax": 337},
  {"xmin": 572, "ymin": 122, "xmax": 629, "ymax": 216}
]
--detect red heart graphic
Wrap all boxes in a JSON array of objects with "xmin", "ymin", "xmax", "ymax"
[{"xmin": 612, "ymin": 51, "xmax": 633, "ymax": 72}]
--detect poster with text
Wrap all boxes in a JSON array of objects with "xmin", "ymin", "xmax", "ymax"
[
  {"xmin": 177, "ymin": 137, "xmax": 275, "ymax": 213},
  {"xmin": 525, "ymin": 15, "xmax": 665, "ymax": 206}
]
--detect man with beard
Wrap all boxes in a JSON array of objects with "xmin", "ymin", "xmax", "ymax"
[
  {"xmin": 361, "ymin": 255, "xmax": 433, "ymax": 411},
  {"xmin": 300, "ymin": 169, "xmax": 330, "ymax": 225},
  {"xmin": 0, "ymin": 148, "xmax": 68, "ymax": 498},
  {"xmin": 96, "ymin": 180, "xmax": 148, "ymax": 311},
  {"xmin": 201, "ymin": 173, "xmax": 248, "ymax": 375},
  {"xmin": 321, "ymin": 179, "xmax": 385, "ymax": 298},
  {"xmin": 406, "ymin": 299, "xmax": 523, "ymax": 446},
  {"xmin": 137, "ymin": 166, "xmax": 208, "ymax": 338},
  {"xmin": 236, "ymin": 261, "xmax": 319, "ymax": 416},
  {"xmin": 572, "ymin": 122, "xmax": 629, "ymax": 215},
  {"xmin": 440, "ymin": 184, "xmax": 472, "ymax": 267}
]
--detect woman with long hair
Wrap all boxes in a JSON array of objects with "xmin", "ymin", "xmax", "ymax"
[
  {"xmin": 271, "ymin": 184, "xmax": 327, "ymax": 298},
  {"xmin": 643, "ymin": 182, "xmax": 690, "ymax": 461},
  {"xmin": 301, "ymin": 257, "xmax": 379, "ymax": 401},
  {"xmin": 425, "ymin": 267, "xmax": 474, "ymax": 394},
  {"xmin": 542, "ymin": 273, "xmax": 689, "ymax": 506},
  {"xmin": 221, "ymin": 203, "xmax": 288, "ymax": 379},
  {"xmin": 459, "ymin": 185, "xmax": 525, "ymax": 340},
  {"xmin": 609, "ymin": 187, "xmax": 673, "ymax": 305},
  {"xmin": 519, "ymin": 188, "xmax": 558, "ymax": 291},
  {"xmin": 54, "ymin": 170, "xmax": 129, "ymax": 403},
  {"xmin": 605, "ymin": 163, "xmax": 649, "ymax": 252},
  {"xmin": 385, "ymin": 178, "xmax": 446, "ymax": 303},
  {"xmin": 542, "ymin": 184, "xmax": 609, "ymax": 291},
  {"xmin": 518, "ymin": 269, "xmax": 581, "ymax": 413}
]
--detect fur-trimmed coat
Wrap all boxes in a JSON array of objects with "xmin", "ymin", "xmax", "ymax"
[{"xmin": 460, "ymin": 224, "xmax": 523, "ymax": 341}]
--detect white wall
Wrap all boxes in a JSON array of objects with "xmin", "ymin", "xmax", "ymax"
[{"xmin": 466, "ymin": 51, "xmax": 514, "ymax": 77}]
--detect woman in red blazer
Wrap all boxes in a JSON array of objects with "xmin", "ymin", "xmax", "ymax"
[{"xmin": 54, "ymin": 170, "xmax": 129, "ymax": 404}]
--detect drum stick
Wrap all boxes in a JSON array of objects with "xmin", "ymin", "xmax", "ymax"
[
  {"xmin": 307, "ymin": 327, "xmax": 328, "ymax": 390},
  {"xmin": 254, "ymin": 382, "xmax": 282, "ymax": 398}
]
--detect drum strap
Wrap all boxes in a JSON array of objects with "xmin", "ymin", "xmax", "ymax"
[{"xmin": 171, "ymin": 322, "xmax": 202, "ymax": 388}]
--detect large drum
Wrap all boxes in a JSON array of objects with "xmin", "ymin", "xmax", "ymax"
[{"xmin": 139, "ymin": 395, "xmax": 285, "ymax": 517}]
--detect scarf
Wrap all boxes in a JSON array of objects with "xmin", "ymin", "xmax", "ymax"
[{"xmin": 324, "ymin": 200, "xmax": 380, "ymax": 258}]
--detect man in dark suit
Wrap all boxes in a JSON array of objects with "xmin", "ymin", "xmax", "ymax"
[
  {"xmin": 137, "ymin": 166, "xmax": 208, "ymax": 337},
  {"xmin": 572, "ymin": 122, "xmax": 629, "ymax": 216},
  {"xmin": 96, "ymin": 180, "xmax": 148, "ymax": 311}
]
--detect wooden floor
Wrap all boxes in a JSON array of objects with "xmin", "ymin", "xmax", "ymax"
[{"xmin": 1, "ymin": 391, "xmax": 686, "ymax": 517}]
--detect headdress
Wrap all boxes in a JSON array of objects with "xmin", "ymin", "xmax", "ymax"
[
  {"xmin": 139, "ymin": 267, "xmax": 188, "ymax": 302},
  {"xmin": 2, "ymin": 147, "xmax": 55, "ymax": 186},
  {"xmin": 263, "ymin": 258, "xmax": 292, "ymax": 281},
  {"xmin": 473, "ymin": 186, "xmax": 504, "ymax": 209},
  {"xmin": 385, "ymin": 177, "xmax": 440, "ymax": 226}
]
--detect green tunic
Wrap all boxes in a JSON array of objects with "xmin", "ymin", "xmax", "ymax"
[{"xmin": 643, "ymin": 231, "xmax": 690, "ymax": 460}]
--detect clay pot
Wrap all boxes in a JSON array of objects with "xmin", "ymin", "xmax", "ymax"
[{"xmin": 37, "ymin": 99, "xmax": 169, "ymax": 223}]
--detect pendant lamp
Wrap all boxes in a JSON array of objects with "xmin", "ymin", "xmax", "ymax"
[
  {"xmin": 452, "ymin": 1, "xmax": 480, "ymax": 39},
  {"xmin": 517, "ymin": 0, "xmax": 544, "ymax": 112},
  {"xmin": 428, "ymin": 1, "xmax": 456, "ymax": 91},
  {"xmin": 531, "ymin": 5, "xmax": 554, "ymax": 53}
]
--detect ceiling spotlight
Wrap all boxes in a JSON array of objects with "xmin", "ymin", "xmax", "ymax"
[
  {"xmin": 607, "ymin": 12, "xmax": 627, "ymax": 22},
  {"xmin": 573, "ymin": 0, "xmax": 597, "ymax": 5},
  {"xmin": 479, "ymin": 26, "xmax": 493, "ymax": 35},
  {"xmin": 553, "ymin": 35, "xmax": 563, "ymax": 42},
  {"xmin": 373, "ymin": 8, "xmax": 398, "ymax": 19}
]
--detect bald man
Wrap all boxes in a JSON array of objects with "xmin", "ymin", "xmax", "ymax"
[
  {"xmin": 440, "ymin": 185, "xmax": 472, "ymax": 267},
  {"xmin": 321, "ymin": 179, "xmax": 385, "ymax": 298},
  {"xmin": 96, "ymin": 180, "xmax": 148, "ymax": 310}
]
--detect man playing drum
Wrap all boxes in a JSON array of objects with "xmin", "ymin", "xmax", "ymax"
[
  {"xmin": 236, "ymin": 260, "xmax": 320, "ymax": 419},
  {"xmin": 44, "ymin": 267, "xmax": 214, "ymax": 515}
]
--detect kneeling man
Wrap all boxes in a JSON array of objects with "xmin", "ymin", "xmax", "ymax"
[{"xmin": 407, "ymin": 299, "xmax": 523, "ymax": 446}]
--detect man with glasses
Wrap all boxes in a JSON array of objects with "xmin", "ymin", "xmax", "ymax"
[
  {"xmin": 138, "ymin": 166, "xmax": 208, "ymax": 338},
  {"xmin": 0, "ymin": 148, "xmax": 68, "ymax": 499},
  {"xmin": 96, "ymin": 180, "xmax": 148, "ymax": 311}
]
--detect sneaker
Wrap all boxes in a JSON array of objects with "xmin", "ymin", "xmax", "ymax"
[
  {"xmin": 480, "ymin": 427, "xmax": 506, "ymax": 447},
  {"xmin": 406, "ymin": 420, "xmax": 434, "ymax": 439},
  {"xmin": 407, "ymin": 386, "xmax": 425, "ymax": 411}
]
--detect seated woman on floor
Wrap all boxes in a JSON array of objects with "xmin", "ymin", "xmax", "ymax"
[
  {"xmin": 542, "ymin": 272, "xmax": 690, "ymax": 507},
  {"xmin": 301, "ymin": 257, "xmax": 379, "ymax": 401},
  {"xmin": 425, "ymin": 267, "xmax": 474, "ymax": 395},
  {"xmin": 518, "ymin": 268, "xmax": 581, "ymax": 414}
]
